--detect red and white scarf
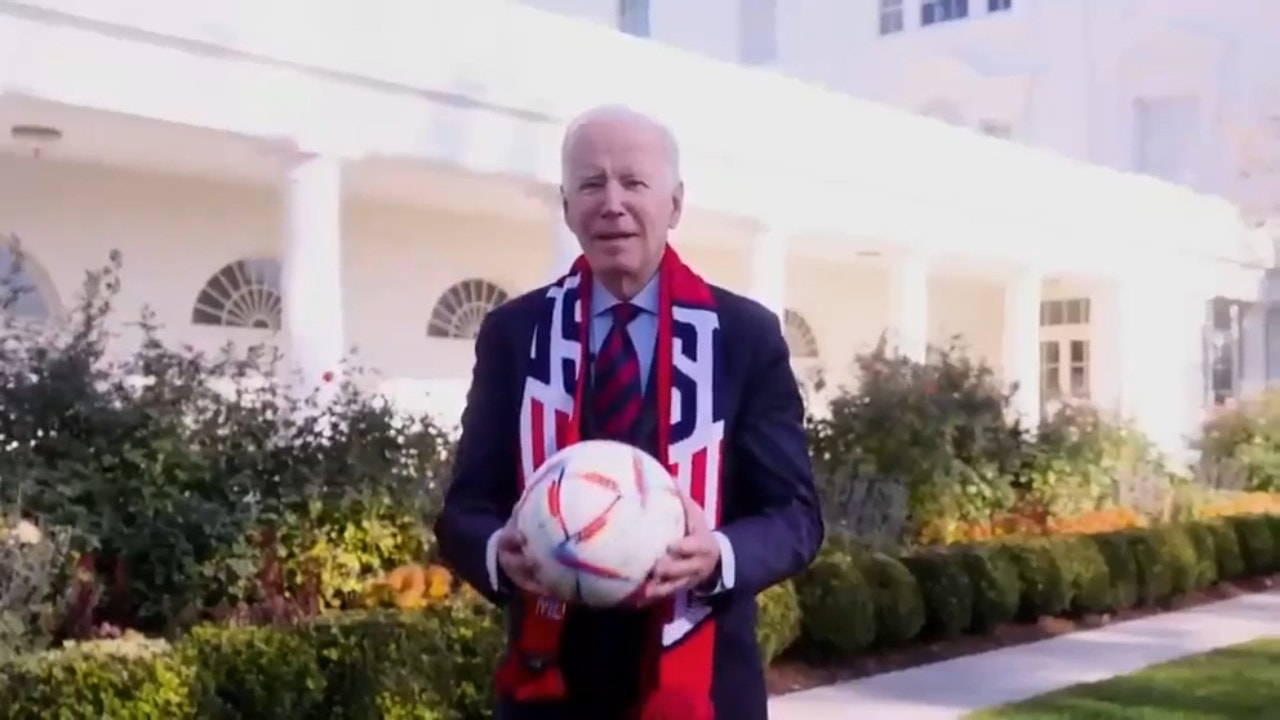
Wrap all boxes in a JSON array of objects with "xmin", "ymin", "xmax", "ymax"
[{"xmin": 496, "ymin": 247, "xmax": 726, "ymax": 719}]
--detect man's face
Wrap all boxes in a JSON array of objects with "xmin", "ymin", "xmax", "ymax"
[{"xmin": 561, "ymin": 116, "xmax": 683, "ymax": 286}]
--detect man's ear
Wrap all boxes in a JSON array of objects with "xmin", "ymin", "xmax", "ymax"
[
  {"xmin": 560, "ymin": 185, "xmax": 568, "ymax": 218},
  {"xmin": 669, "ymin": 181, "xmax": 685, "ymax": 229}
]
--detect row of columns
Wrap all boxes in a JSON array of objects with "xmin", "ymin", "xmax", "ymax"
[
  {"xmin": 545, "ymin": 218, "xmax": 1046, "ymax": 424},
  {"xmin": 285, "ymin": 162, "xmax": 1198, "ymax": 457}
]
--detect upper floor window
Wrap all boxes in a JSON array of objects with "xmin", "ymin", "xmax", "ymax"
[
  {"xmin": 619, "ymin": 0, "xmax": 650, "ymax": 38},
  {"xmin": 879, "ymin": 0, "xmax": 905, "ymax": 35},
  {"xmin": 1133, "ymin": 95, "xmax": 1200, "ymax": 186},
  {"xmin": 979, "ymin": 120, "xmax": 1012, "ymax": 139},
  {"xmin": 739, "ymin": 0, "xmax": 777, "ymax": 65},
  {"xmin": 988, "ymin": 0, "xmax": 1012, "ymax": 12},
  {"xmin": 922, "ymin": 0, "xmax": 969, "ymax": 26}
]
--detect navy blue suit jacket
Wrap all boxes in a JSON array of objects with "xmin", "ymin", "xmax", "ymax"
[{"xmin": 434, "ymin": 282, "xmax": 823, "ymax": 720}]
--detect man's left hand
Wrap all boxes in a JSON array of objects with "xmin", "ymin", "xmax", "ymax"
[{"xmin": 643, "ymin": 494, "xmax": 720, "ymax": 602}]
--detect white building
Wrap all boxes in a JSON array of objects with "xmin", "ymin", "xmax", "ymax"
[
  {"xmin": 530, "ymin": 0, "xmax": 1280, "ymax": 407},
  {"xmin": 0, "ymin": 0, "xmax": 1270, "ymax": 456}
]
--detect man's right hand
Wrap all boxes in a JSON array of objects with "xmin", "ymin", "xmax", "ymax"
[{"xmin": 495, "ymin": 524, "xmax": 547, "ymax": 595}]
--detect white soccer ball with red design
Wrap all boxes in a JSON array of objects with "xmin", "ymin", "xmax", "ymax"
[{"xmin": 514, "ymin": 439, "xmax": 688, "ymax": 607}]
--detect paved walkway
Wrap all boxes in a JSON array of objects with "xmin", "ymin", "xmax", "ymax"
[{"xmin": 768, "ymin": 588, "xmax": 1280, "ymax": 719}]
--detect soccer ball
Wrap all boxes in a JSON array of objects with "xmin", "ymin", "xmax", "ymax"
[{"xmin": 514, "ymin": 440, "xmax": 687, "ymax": 608}]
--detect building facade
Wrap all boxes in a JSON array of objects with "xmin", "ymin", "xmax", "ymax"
[
  {"xmin": 524, "ymin": 0, "xmax": 1280, "ymax": 410},
  {"xmin": 0, "ymin": 0, "xmax": 1270, "ymax": 456}
]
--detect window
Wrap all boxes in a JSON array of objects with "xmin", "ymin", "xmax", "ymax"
[
  {"xmin": 427, "ymin": 279, "xmax": 510, "ymax": 339},
  {"xmin": 922, "ymin": 0, "xmax": 968, "ymax": 26},
  {"xmin": 1039, "ymin": 298, "xmax": 1091, "ymax": 327},
  {"xmin": 1068, "ymin": 340, "xmax": 1089, "ymax": 396},
  {"xmin": 879, "ymin": 0, "xmax": 904, "ymax": 35},
  {"xmin": 783, "ymin": 309, "xmax": 820, "ymax": 359},
  {"xmin": 1134, "ymin": 96, "xmax": 1200, "ymax": 185},
  {"xmin": 1040, "ymin": 339, "xmax": 1091, "ymax": 400},
  {"xmin": 979, "ymin": 120, "xmax": 1012, "ymax": 139},
  {"xmin": 618, "ymin": 0, "xmax": 650, "ymax": 38},
  {"xmin": 739, "ymin": 0, "xmax": 777, "ymax": 65},
  {"xmin": 1207, "ymin": 297, "xmax": 1244, "ymax": 405},
  {"xmin": 988, "ymin": 0, "xmax": 1012, "ymax": 12},
  {"xmin": 192, "ymin": 258, "xmax": 282, "ymax": 329},
  {"xmin": 1040, "ymin": 341, "xmax": 1061, "ymax": 397}
]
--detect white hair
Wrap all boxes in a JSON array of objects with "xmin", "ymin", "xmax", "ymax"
[{"xmin": 559, "ymin": 104, "xmax": 682, "ymax": 186}]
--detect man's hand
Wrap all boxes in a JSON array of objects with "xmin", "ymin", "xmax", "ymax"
[
  {"xmin": 495, "ymin": 523, "xmax": 547, "ymax": 595},
  {"xmin": 643, "ymin": 494, "xmax": 721, "ymax": 602}
]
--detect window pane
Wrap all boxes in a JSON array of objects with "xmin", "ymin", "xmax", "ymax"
[
  {"xmin": 1041, "ymin": 341, "xmax": 1059, "ymax": 363},
  {"xmin": 1070, "ymin": 340, "xmax": 1087, "ymax": 364}
]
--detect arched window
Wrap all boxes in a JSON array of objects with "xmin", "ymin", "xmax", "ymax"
[
  {"xmin": 427, "ymin": 279, "xmax": 510, "ymax": 339},
  {"xmin": 0, "ymin": 243, "xmax": 58, "ymax": 320},
  {"xmin": 191, "ymin": 258, "xmax": 282, "ymax": 329},
  {"xmin": 784, "ymin": 309, "xmax": 819, "ymax": 359}
]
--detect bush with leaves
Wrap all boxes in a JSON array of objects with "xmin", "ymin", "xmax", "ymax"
[
  {"xmin": 999, "ymin": 538, "xmax": 1070, "ymax": 619},
  {"xmin": 1051, "ymin": 535, "xmax": 1113, "ymax": 615},
  {"xmin": 1228, "ymin": 514, "xmax": 1276, "ymax": 576},
  {"xmin": 1182, "ymin": 522, "xmax": 1220, "ymax": 590},
  {"xmin": 1197, "ymin": 393, "xmax": 1280, "ymax": 492},
  {"xmin": 807, "ymin": 338, "xmax": 1028, "ymax": 547},
  {"xmin": 1205, "ymin": 520, "xmax": 1246, "ymax": 582},
  {"xmin": 858, "ymin": 550, "xmax": 925, "ymax": 646},
  {"xmin": 954, "ymin": 544, "xmax": 1020, "ymax": 632},
  {"xmin": 0, "ymin": 516, "xmax": 74, "ymax": 662},
  {"xmin": 0, "ymin": 246, "xmax": 454, "ymax": 636},
  {"xmin": 1124, "ymin": 530, "xmax": 1172, "ymax": 606},
  {"xmin": 1089, "ymin": 531, "xmax": 1139, "ymax": 611},
  {"xmin": 900, "ymin": 550, "xmax": 973, "ymax": 639},
  {"xmin": 754, "ymin": 580, "xmax": 802, "ymax": 665},
  {"xmin": 792, "ymin": 545, "xmax": 877, "ymax": 658}
]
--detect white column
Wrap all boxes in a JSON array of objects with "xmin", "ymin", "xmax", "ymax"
[
  {"xmin": 549, "ymin": 215, "xmax": 580, "ymax": 281},
  {"xmin": 1003, "ymin": 269, "xmax": 1042, "ymax": 423},
  {"xmin": 749, "ymin": 229, "xmax": 787, "ymax": 318},
  {"xmin": 887, "ymin": 253, "xmax": 929, "ymax": 361},
  {"xmin": 1094, "ymin": 275, "xmax": 1207, "ymax": 461},
  {"xmin": 282, "ymin": 154, "xmax": 345, "ymax": 406}
]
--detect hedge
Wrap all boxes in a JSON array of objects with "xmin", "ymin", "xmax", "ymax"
[
  {"xmin": 0, "ymin": 602, "xmax": 503, "ymax": 720},
  {"xmin": 5, "ymin": 515, "xmax": 1279, "ymax": 717},
  {"xmin": 784, "ymin": 513, "xmax": 1280, "ymax": 664}
]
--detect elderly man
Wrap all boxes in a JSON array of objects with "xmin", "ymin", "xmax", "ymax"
[{"xmin": 434, "ymin": 105, "xmax": 823, "ymax": 720}]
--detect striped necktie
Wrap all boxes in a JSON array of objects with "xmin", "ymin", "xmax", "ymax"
[{"xmin": 592, "ymin": 303, "xmax": 643, "ymax": 441}]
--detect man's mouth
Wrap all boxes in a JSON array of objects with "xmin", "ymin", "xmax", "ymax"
[{"xmin": 594, "ymin": 232, "xmax": 637, "ymax": 242}]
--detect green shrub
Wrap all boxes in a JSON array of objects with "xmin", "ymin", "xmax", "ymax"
[
  {"xmin": 859, "ymin": 551, "xmax": 925, "ymax": 646},
  {"xmin": 806, "ymin": 339, "xmax": 1026, "ymax": 548},
  {"xmin": 1267, "ymin": 515, "xmax": 1280, "ymax": 562},
  {"xmin": 1052, "ymin": 535, "xmax": 1113, "ymax": 615},
  {"xmin": 999, "ymin": 538, "xmax": 1069, "ymax": 619},
  {"xmin": 1206, "ymin": 520, "xmax": 1246, "ymax": 581},
  {"xmin": 955, "ymin": 544, "xmax": 1020, "ymax": 632},
  {"xmin": 1154, "ymin": 525, "xmax": 1199, "ymax": 597},
  {"xmin": 755, "ymin": 581, "xmax": 802, "ymax": 664},
  {"xmin": 1183, "ymin": 522, "xmax": 1220, "ymax": 589},
  {"xmin": 1230, "ymin": 515, "xmax": 1276, "ymax": 575},
  {"xmin": 1090, "ymin": 532, "xmax": 1139, "ymax": 610},
  {"xmin": 793, "ymin": 548, "xmax": 877, "ymax": 657},
  {"xmin": 181, "ymin": 624, "xmax": 325, "ymax": 718},
  {"xmin": 1125, "ymin": 530, "xmax": 1173, "ymax": 605},
  {"xmin": 901, "ymin": 550, "xmax": 973, "ymax": 639},
  {"xmin": 0, "ymin": 251, "xmax": 455, "ymax": 634},
  {"xmin": 0, "ymin": 635, "xmax": 196, "ymax": 719}
]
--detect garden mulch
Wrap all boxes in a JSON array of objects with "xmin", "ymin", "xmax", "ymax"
[{"xmin": 765, "ymin": 573, "xmax": 1279, "ymax": 697}]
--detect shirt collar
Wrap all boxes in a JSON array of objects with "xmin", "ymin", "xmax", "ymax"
[{"xmin": 592, "ymin": 273, "xmax": 659, "ymax": 316}]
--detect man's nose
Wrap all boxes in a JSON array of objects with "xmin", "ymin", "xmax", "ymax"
[{"xmin": 599, "ymin": 183, "xmax": 625, "ymax": 216}]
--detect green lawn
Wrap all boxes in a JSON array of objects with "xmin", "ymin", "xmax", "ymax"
[{"xmin": 968, "ymin": 638, "xmax": 1280, "ymax": 719}]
